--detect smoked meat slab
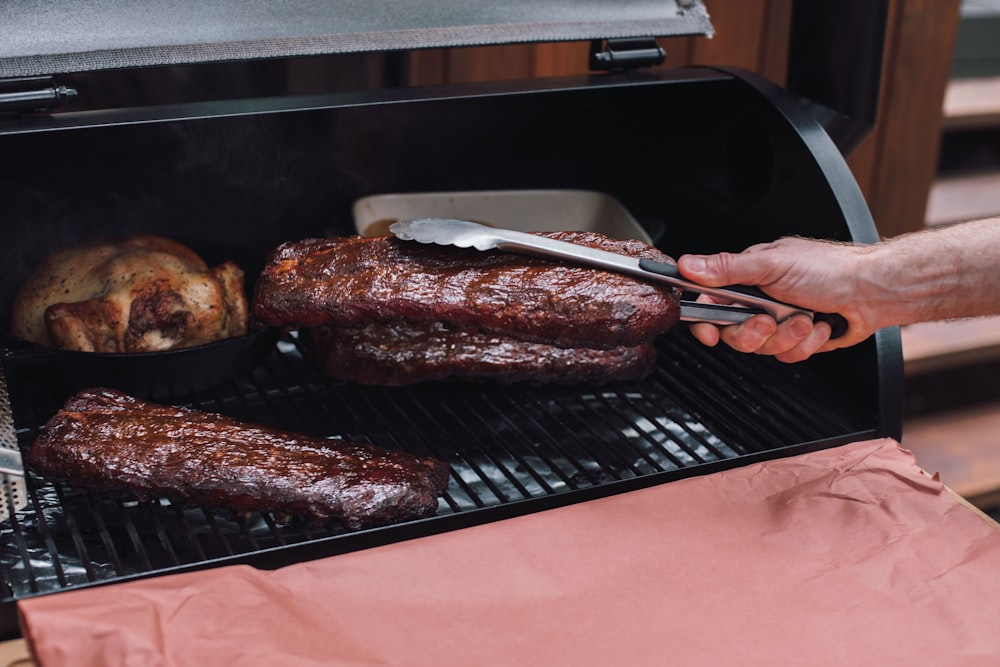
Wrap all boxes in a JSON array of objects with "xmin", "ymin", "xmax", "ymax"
[
  {"xmin": 305, "ymin": 321, "xmax": 658, "ymax": 386},
  {"xmin": 28, "ymin": 388, "xmax": 450, "ymax": 529},
  {"xmin": 252, "ymin": 232, "xmax": 681, "ymax": 349}
]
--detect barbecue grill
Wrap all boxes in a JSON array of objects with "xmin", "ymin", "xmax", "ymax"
[{"xmin": 0, "ymin": 0, "xmax": 899, "ymax": 640}]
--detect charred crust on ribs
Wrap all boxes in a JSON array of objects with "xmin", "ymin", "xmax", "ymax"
[
  {"xmin": 252, "ymin": 231, "xmax": 679, "ymax": 385},
  {"xmin": 28, "ymin": 388, "xmax": 450, "ymax": 530}
]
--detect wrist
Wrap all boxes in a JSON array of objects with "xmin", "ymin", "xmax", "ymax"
[{"xmin": 860, "ymin": 232, "xmax": 965, "ymax": 328}]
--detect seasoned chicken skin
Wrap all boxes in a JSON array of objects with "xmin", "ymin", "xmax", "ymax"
[{"xmin": 12, "ymin": 235, "xmax": 248, "ymax": 353}]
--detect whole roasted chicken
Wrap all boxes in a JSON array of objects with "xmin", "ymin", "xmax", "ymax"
[{"xmin": 11, "ymin": 235, "xmax": 249, "ymax": 353}]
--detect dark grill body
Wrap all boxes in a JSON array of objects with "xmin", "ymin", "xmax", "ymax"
[{"xmin": 0, "ymin": 13, "xmax": 900, "ymax": 639}]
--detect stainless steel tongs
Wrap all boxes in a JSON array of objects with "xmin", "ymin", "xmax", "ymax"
[
  {"xmin": 0, "ymin": 364, "xmax": 27, "ymax": 521},
  {"xmin": 389, "ymin": 218, "xmax": 847, "ymax": 336}
]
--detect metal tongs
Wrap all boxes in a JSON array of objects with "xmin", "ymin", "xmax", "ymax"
[
  {"xmin": 0, "ymin": 364, "xmax": 27, "ymax": 521},
  {"xmin": 389, "ymin": 218, "xmax": 847, "ymax": 337}
]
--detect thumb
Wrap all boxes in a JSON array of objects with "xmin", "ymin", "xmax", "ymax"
[{"xmin": 677, "ymin": 251, "xmax": 772, "ymax": 288}]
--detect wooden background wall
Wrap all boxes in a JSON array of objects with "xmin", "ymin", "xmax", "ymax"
[{"xmin": 408, "ymin": 0, "xmax": 962, "ymax": 239}]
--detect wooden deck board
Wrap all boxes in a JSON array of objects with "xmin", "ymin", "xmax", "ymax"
[
  {"xmin": 942, "ymin": 75, "xmax": 1000, "ymax": 130},
  {"xmin": 902, "ymin": 316, "xmax": 1000, "ymax": 375},
  {"xmin": 925, "ymin": 171, "xmax": 1000, "ymax": 226},
  {"xmin": 904, "ymin": 400, "xmax": 1000, "ymax": 506}
]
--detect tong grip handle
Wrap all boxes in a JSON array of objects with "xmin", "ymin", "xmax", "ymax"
[
  {"xmin": 638, "ymin": 258, "xmax": 847, "ymax": 339},
  {"xmin": 695, "ymin": 285, "xmax": 850, "ymax": 339}
]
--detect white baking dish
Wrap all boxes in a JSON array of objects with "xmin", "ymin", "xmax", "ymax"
[{"xmin": 351, "ymin": 189, "xmax": 653, "ymax": 243}]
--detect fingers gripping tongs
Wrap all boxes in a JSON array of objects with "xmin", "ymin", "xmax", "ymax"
[{"xmin": 389, "ymin": 218, "xmax": 848, "ymax": 338}]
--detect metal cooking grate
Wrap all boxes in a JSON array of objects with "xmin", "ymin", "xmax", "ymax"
[{"xmin": 0, "ymin": 328, "xmax": 872, "ymax": 611}]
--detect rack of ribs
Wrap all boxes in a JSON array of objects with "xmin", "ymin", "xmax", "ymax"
[
  {"xmin": 28, "ymin": 388, "xmax": 450, "ymax": 529},
  {"xmin": 252, "ymin": 231, "xmax": 680, "ymax": 350},
  {"xmin": 304, "ymin": 321, "xmax": 659, "ymax": 386}
]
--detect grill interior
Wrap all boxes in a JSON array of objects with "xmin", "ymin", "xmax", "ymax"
[
  {"xmin": 0, "ymin": 326, "xmax": 873, "ymax": 617},
  {"xmin": 0, "ymin": 68, "xmax": 899, "ymax": 640}
]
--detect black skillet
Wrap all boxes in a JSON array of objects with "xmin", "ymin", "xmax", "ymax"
[{"xmin": 0, "ymin": 323, "xmax": 279, "ymax": 400}]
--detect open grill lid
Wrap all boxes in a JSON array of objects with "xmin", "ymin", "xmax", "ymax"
[{"xmin": 0, "ymin": 0, "xmax": 713, "ymax": 78}]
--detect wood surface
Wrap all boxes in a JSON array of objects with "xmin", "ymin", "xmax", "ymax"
[
  {"xmin": 0, "ymin": 638, "xmax": 31, "ymax": 667},
  {"xmin": 927, "ymin": 171, "xmax": 1000, "ymax": 226},
  {"xmin": 902, "ymin": 316, "xmax": 1000, "ymax": 375},
  {"xmin": 852, "ymin": 0, "xmax": 962, "ymax": 237},
  {"xmin": 942, "ymin": 75, "xmax": 1000, "ymax": 130},
  {"xmin": 906, "ymin": 401, "xmax": 1000, "ymax": 507}
]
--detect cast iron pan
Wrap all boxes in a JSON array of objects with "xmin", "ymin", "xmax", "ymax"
[{"xmin": 0, "ymin": 324, "xmax": 279, "ymax": 400}]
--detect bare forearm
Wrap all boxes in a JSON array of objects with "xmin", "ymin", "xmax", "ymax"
[
  {"xmin": 862, "ymin": 217, "xmax": 1000, "ymax": 327},
  {"xmin": 677, "ymin": 215, "xmax": 1000, "ymax": 362}
]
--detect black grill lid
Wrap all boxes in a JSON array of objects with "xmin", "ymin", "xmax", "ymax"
[{"xmin": 0, "ymin": 1, "xmax": 713, "ymax": 78}]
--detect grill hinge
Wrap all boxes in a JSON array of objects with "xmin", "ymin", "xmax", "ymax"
[
  {"xmin": 588, "ymin": 38, "xmax": 666, "ymax": 72},
  {"xmin": 0, "ymin": 76, "xmax": 78, "ymax": 115}
]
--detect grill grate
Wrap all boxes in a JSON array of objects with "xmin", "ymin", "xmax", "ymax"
[{"xmin": 0, "ymin": 328, "xmax": 872, "ymax": 611}]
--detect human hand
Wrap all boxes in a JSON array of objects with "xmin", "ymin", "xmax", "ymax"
[{"xmin": 676, "ymin": 237, "xmax": 879, "ymax": 362}]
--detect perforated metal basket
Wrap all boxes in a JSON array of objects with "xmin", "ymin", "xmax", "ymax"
[{"xmin": 0, "ymin": 367, "xmax": 26, "ymax": 522}]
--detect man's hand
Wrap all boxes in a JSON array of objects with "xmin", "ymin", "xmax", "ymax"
[
  {"xmin": 676, "ymin": 237, "xmax": 878, "ymax": 362},
  {"xmin": 675, "ymin": 217, "xmax": 1000, "ymax": 361}
]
